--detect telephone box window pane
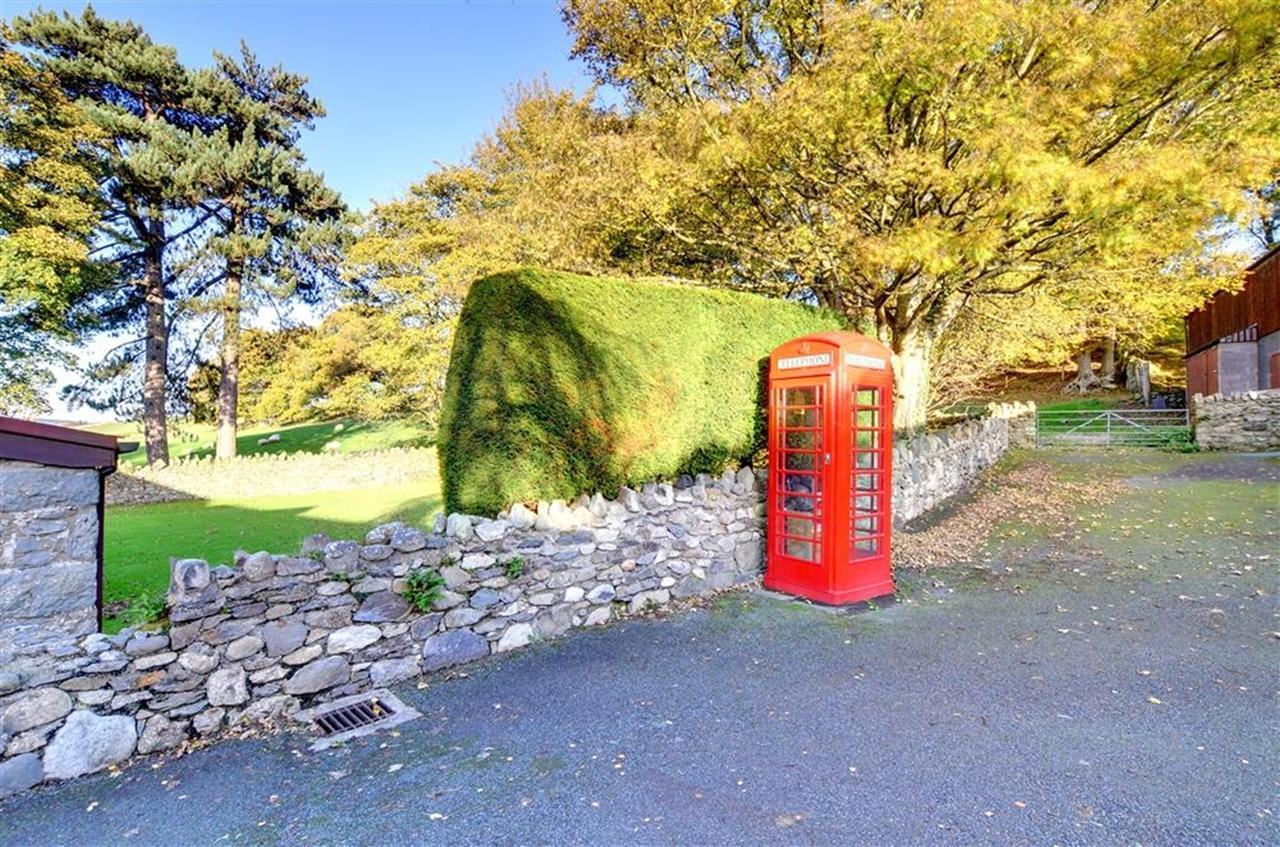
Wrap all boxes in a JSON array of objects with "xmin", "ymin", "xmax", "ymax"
[
  {"xmin": 853, "ymin": 539, "xmax": 879, "ymax": 557},
  {"xmin": 782, "ymin": 494, "xmax": 815, "ymax": 514},
  {"xmin": 785, "ymin": 452, "xmax": 819, "ymax": 471},
  {"xmin": 785, "ymin": 408, "xmax": 818, "ymax": 427},
  {"xmin": 856, "ymin": 409, "xmax": 879, "ymax": 428},
  {"xmin": 785, "ymin": 517, "xmax": 817, "ymax": 538},
  {"xmin": 855, "ymin": 451, "xmax": 880, "ymax": 469},
  {"xmin": 856, "ymin": 389, "xmax": 879, "ymax": 406},
  {"xmin": 855, "ymin": 472, "xmax": 878, "ymax": 491},
  {"xmin": 784, "ymin": 387, "xmax": 817, "ymax": 406},
  {"xmin": 784, "ymin": 430, "xmax": 818, "ymax": 449},
  {"xmin": 855, "ymin": 515, "xmax": 880, "ymax": 535},
  {"xmin": 784, "ymin": 538, "xmax": 817, "ymax": 561},
  {"xmin": 855, "ymin": 494, "xmax": 879, "ymax": 513},
  {"xmin": 783, "ymin": 472, "xmax": 820, "ymax": 495},
  {"xmin": 856, "ymin": 429, "xmax": 879, "ymax": 448}
]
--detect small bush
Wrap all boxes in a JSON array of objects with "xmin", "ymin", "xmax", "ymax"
[
  {"xmin": 439, "ymin": 268, "xmax": 844, "ymax": 513},
  {"xmin": 124, "ymin": 591, "xmax": 168, "ymax": 629},
  {"xmin": 503, "ymin": 556, "xmax": 525, "ymax": 580},
  {"xmin": 403, "ymin": 567, "xmax": 445, "ymax": 612},
  {"xmin": 1161, "ymin": 431, "xmax": 1199, "ymax": 453}
]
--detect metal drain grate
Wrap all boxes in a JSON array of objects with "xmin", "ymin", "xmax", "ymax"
[
  {"xmin": 296, "ymin": 688, "xmax": 422, "ymax": 751},
  {"xmin": 312, "ymin": 696, "xmax": 395, "ymax": 737}
]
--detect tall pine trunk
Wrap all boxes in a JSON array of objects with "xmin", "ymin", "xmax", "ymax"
[
  {"xmin": 141, "ymin": 223, "xmax": 169, "ymax": 467},
  {"xmin": 216, "ymin": 259, "xmax": 243, "ymax": 461}
]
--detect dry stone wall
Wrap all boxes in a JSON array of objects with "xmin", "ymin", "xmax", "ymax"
[
  {"xmin": 1192, "ymin": 390, "xmax": 1280, "ymax": 451},
  {"xmin": 892, "ymin": 402, "xmax": 1036, "ymax": 525},
  {"xmin": 0, "ymin": 461, "xmax": 100, "ymax": 654},
  {"xmin": 0, "ymin": 470, "xmax": 762, "ymax": 799},
  {"xmin": 1, "ymin": 404, "xmax": 1040, "ymax": 800},
  {"xmin": 106, "ymin": 447, "xmax": 438, "ymax": 506}
]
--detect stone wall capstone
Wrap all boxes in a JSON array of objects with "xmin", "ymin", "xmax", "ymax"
[
  {"xmin": 0, "ymin": 461, "xmax": 100, "ymax": 655},
  {"xmin": 1192, "ymin": 390, "xmax": 1280, "ymax": 450}
]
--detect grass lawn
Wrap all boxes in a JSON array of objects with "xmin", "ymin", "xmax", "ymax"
[
  {"xmin": 1037, "ymin": 397, "xmax": 1125, "ymax": 412},
  {"xmin": 104, "ymin": 479, "xmax": 442, "ymax": 632},
  {"xmin": 86, "ymin": 417, "xmax": 434, "ymax": 469}
]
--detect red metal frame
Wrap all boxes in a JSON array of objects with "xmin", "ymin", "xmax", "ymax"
[{"xmin": 763, "ymin": 333, "xmax": 895, "ymax": 605}]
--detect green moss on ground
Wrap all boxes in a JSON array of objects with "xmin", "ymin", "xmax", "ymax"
[{"xmin": 439, "ymin": 268, "xmax": 844, "ymax": 514}]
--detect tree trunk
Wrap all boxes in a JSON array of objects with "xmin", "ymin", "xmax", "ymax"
[
  {"xmin": 141, "ymin": 227, "xmax": 169, "ymax": 467},
  {"xmin": 890, "ymin": 328, "xmax": 934, "ymax": 433},
  {"xmin": 878, "ymin": 288, "xmax": 963, "ymax": 433},
  {"xmin": 1099, "ymin": 332, "xmax": 1117, "ymax": 385},
  {"xmin": 1069, "ymin": 348, "xmax": 1098, "ymax": 392},
  {"xmin": 215, "ymin": 260, "xmax": 243, "ymax": 461}
]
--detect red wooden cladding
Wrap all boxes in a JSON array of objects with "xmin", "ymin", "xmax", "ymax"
[
  {"xmin": 1185, "ymin": 347, "xmax": 1218, "ymax": 398},
  {"xmin": 1186, "ymin": 245, "xmax": 1280, "ymax": 355},
  {"xmin": 0, "ymin": 416, "xmax": 131, "ymax": 469},
  {"xmin": 764, "ymin": 332, "xmax": 895, "ymax": 606}
]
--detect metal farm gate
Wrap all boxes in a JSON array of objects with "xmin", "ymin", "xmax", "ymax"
[{"xmin": 1036, "ymin": 407, "xmax": 1190, "ymax": 447}]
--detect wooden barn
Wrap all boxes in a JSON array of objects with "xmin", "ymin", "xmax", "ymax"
[{"xmin": 1185, "ymin": 245, "xmax": 1280, "ymax": 397}]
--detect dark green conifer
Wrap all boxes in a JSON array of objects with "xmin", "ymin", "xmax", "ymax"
[
  {"xmin": 186, "ymin": 44, "xmax": 348, "ymax": 458},
  {"xmin": 8, "ymin": 7, "xmax": 216, "ymax": 463}
]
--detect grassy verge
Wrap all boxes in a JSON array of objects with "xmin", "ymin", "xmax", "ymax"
[
  {"xmin": 104, "ymin": 479, "xmax": 442, "ymax": 633},
  {"xmin": 86, "ymin": 417, "xmax": 434, "ymax": 469}
]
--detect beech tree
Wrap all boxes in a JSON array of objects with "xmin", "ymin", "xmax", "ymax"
[
  {"xmin": 564, "ymin": 0, "xmax": 1280, "ymax": 427},
  {"xmin": 0, "ymin": 47, "xmax": 105, "ymax": 414},
  {"xmin": 343, "ymin": 82, "xmax": 631, "ymax": 420}
]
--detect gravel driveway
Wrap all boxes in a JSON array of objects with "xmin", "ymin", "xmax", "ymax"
[{"xmin": 3, "ymin": 451, "xmax": 1277, "ymax": 845}]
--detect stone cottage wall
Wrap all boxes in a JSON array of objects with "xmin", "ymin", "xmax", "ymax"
[
  {"xmin": 0, "ymin": 470, "xmax": 762, "ymax": 799},
  {"xmin": 0, "ymin": 461, "xmax": 100, "ymax": 655},
  {"xmin": 1192, "ymin": 390, "xmax": 1280, "ymax": 450}
]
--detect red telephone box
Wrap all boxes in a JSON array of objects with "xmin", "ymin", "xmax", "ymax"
[{"xmin": 763, "ymin": 332, "xmax": 895, "ymax": 605}]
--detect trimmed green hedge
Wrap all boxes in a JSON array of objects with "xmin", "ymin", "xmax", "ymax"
[{"xmin": 439, "ymin": 268, "xmax": 844, "ymax": 514}]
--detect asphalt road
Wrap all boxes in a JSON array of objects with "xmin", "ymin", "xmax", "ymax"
[{"xmin": 3, "ymin": 452, "xmax": 1277, "ymax": 845}]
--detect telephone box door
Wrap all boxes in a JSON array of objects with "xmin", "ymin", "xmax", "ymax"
[
  {"xmin": 766, "ymin": 376, "xmax": 833, "ymax": 593},
  {"xmin": 765, "ymin": 331, "xmax": 895, "ymax": 605}
]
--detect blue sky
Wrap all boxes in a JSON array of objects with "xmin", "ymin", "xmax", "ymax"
[{"xmin": 6, "ymin": 0, "xmax": 594, "ymax": 211}]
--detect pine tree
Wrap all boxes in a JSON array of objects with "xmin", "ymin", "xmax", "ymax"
[
  {"xmin": 8, "ymin": 8, "xmax": 219, "ymax": 463},
  {"xmin": 185, "ymin": 45, "xmax": 347, "ymax": 458}
]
